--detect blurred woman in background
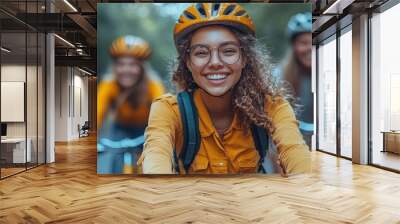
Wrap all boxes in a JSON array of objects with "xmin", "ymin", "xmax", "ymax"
[
  {"xmin": 275, "ymin": 12, "xmax": 313, "ymax": 148},
  {"xmin": 97, "ymin": 35, "xmax": 165, "ymax": 174}
]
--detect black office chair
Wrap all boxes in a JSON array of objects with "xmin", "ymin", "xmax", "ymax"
[{"xmin": 79, "ymin": 121, "xmax": 90, "ymax": 138}]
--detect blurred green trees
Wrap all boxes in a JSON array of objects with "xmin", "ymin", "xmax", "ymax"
[{"xmin": 98, "ymin": 3, "xmax": 311, "ymax": 89}]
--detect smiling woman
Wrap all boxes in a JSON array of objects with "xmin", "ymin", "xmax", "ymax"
[{"xmin": 138, "ymin": 3, "xmax": 311, "ymax": 175}]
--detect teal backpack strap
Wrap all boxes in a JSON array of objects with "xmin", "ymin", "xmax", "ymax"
[
  {"xmin": 251, "ymin": 125, "xmax": 275, "ymax": 174},
  {"xmin": 175, "ymin": 91, "xmax": 201, "ymax": 173},
  {"xmin": 175, "ymin": 91, "xmax": 274, "ymax": 174}
]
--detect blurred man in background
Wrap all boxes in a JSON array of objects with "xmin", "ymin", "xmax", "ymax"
[{"xmin": 97, "ymin": 35, "xmax": 165, "ymax": 174}]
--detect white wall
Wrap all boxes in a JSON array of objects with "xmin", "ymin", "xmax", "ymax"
[
  {"xmin": 1, "ymin": 65, "xmax": 38, "ymax": 138},
  {"xmin": 1, "ymin": 65, "xmax": 25, "ymax": 135},
  {"xmin": 54, "ymin": 67, "xmax": 89, "ymax": 141},
  {"xmin": 55, "ymin": 67, "xmax": 69, "ymax": 141},
  {"xmin": 1, "ymin": 63, "xmax": 46, "ymax": 164},
  {"xmin": 72, "ymin": 72, "xmax": 89, "ymax": 138}
]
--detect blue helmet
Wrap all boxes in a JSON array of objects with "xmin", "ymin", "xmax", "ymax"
[{"xmin": 287, "ymin": 12, "xmax": 312, "ymax": 41}]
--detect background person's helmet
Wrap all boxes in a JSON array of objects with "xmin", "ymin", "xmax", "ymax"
[
  {"xmin": 287, "ymin": 12, "xmax": 312, "ymax": 41},
  {"xmin": 109, "ymin": 35, "xmax": 151, "ymax": 60},
  {"xmin": 174, "ymin": 3, "xmax": 255, "ymax": 47}
]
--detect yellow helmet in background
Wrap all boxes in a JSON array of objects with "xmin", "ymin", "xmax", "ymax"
[
  {"xmin": 174, "ymin": 3, "xmax": 255, "ymax": 46},
  {"xmin": 109, "ymin": 35, "xmax": 151, "ymax": 60}
]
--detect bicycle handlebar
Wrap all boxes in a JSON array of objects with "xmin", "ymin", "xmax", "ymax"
[{"xmin": 97, "ymin": 135, "xmax": 145, "ymax": 153}]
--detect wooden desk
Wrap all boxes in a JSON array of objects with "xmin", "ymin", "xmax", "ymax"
[
  {"xmin": 1, "ymin": 138, "xmax": 32, "ymax": 163},
  {"xmin": 381, "ymin": 131, "xmax": 400, "ymax": 154}
]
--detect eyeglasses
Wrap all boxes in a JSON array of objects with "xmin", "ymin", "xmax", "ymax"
[{"xmin": 187, "ymin": 43, "xmax": 242, "ymax": 67}]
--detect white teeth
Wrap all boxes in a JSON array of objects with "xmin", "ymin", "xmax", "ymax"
[{"xmin": 206, "ymin": 74, "xmax": 227, "ymax": 80}]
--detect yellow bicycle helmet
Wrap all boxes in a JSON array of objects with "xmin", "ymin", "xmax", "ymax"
[
  {"xmin": 174, "ymin": 3, "xmax": 255, "ymax": 46},
  {"xmin": 109, "ymin": 35, "xmax": 151, "ymax": 60}
]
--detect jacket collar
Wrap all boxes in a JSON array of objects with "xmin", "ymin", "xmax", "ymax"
[{"xmin": 192, "ymin": 89, "xmax": 242, "ymax": 138}]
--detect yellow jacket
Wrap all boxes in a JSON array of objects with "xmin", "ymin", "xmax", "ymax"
[
  {"xmin": 97, "ymin": 79, "xmax": 165, "ymax": 129},
  {"xmin": 138, "ymin": 89, "xmax": 311, "ymax": 174}
]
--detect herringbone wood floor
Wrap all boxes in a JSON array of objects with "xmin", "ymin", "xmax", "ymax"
[{"xmin": 1, "ymin": 135, "xmax": 400, "ymax": 224}]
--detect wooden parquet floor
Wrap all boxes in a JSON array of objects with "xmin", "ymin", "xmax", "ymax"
[{"xmin": 1, "ymin": 135, "xmax": 400, "ymax": 224}]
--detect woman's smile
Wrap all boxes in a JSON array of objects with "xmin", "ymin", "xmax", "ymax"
[{"xmin": 203, "ymin": 72, "xmax": 230, "ymax": 85}]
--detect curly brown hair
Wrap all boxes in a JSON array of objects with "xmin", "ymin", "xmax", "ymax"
[{"xmin": 171, "ymin": 28, "xmax": 296, "ymax": 134}]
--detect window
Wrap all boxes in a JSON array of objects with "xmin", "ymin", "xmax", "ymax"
[
  {"xmin": 0, "ymin": 1, "xmax": 47, "ymax": 179},
  {"xmin": 317, "ymin": 35, "xmax": 337, "ymax": 154},
  {"xmin": 370, "ymin": 3, "xmax": 400, "ymax": 171},
  {"xmin": 339, "ymin": 28, "xmax": 352, "ymax": 158}
]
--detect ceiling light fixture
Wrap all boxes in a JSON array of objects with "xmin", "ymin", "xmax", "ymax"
[
  {"xmin": 322, "ymin": 0, "xmax": 355, "ymax": 15},
  {"xmin": 54, "ymin": 34, "xmax": 75, "ymax": 48},
  {"xmin": 1, "ymin": 47, "xmax": 11, "ymax": 53},
  {"xmin": 78, "ymin": 67, "xmax": 92, "ymax": 76},
  {"xmin": 63, "ymin": 0, "xmax": 78, "ymax": 12},
  {"xmin": 323, "ymin": 0, "xmax": 342, "ymax": 15}
]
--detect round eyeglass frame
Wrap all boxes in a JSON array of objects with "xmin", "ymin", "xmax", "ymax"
[{"xmin": 186, "ymin": 43, "xmax": 244, "ymax": 67}]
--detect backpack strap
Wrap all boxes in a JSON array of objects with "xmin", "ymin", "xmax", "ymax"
[
  {"xmin": 251, "ymin": 124, "xmax": 275, "ymax": 174},
  {"xmin": 175, "ymin": 91, "xmax": 275, "ymax": 174},
  {"xmin": 175, "ymin": 91, "xmax": 201, "ymax": 173}
]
